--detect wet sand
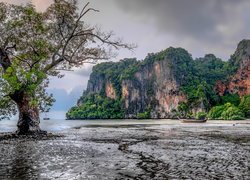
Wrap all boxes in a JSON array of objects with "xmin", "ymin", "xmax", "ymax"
[{"xmin": 0, "ymin": 120, "xmax": 249, "ymax": 179}]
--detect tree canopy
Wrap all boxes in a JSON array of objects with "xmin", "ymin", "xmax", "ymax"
[{"xmin": 0, "ymin": 0, "xmax": 133, "ymax": 121}]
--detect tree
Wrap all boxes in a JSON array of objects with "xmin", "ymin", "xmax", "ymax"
[
  {"xmin": 0, "ymin": 0, "xmax": 133, "ymax": 135},
  {"xmin": 208, "ymin": 103, "xmax": 245, "ymax": 120},
  {"xmin": 239, "ymin": 95, "xmax": 250, "ymax": 118}
]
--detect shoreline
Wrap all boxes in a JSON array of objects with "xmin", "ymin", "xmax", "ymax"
[
  {"xmin": 0, "ymin": 121, "xmax": 249, "ymax": 179},
  {"xmin": 65, "ymin": 119, "xmax": 250, "ymax": 125},
  {"xmin": 1, "ymin": 119, "xmax": 250, "ymax": 134}
]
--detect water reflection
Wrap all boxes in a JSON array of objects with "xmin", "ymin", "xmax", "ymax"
[
  {"xmin": 9, "ymin": 142, "xmax": 40, "ymax": 179},
  {"xmin": 0, "ymin": 119, "xmax": 181, "ymax": 133}
]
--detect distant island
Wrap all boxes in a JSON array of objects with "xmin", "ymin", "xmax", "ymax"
[{"xmin": 67, "ymin": 40, "xmax": 250, "ymax": 120}]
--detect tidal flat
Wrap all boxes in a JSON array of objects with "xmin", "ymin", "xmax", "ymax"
[{"xmin": 0, "ymin": 120, "xmax": 249, "ymax": 180}]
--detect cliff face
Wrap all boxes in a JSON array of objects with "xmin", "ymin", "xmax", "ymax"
[
  {"xmin": 81, "ymin": 48, "xmax": 192, "ymax": 118},
  {"xmin": 227, "ymin": 60, "xmax": 250, "ymax": 97},
  {"xmin": 121, "ymin": 59, "xmax": 186, "ymax": 118},
  {"xmin": 215, "ymin": 40, "xmax": 250, "ymax": 97},
  {"xmin": 71, "ymin": 40, "xmax": 250, "ymax": 119}
]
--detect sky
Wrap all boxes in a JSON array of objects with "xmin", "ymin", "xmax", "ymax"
[{"xmin": 1, "ymin": 0, "xmax": 250, "ymax": 119}]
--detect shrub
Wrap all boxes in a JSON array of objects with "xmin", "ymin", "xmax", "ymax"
[
  {"xmin": 187, "ymin": 113, "xmax": 195, "ymax": 119},
  {"xmin": 230, "ymin": 115, "xmax": 246, "ymax": 120},
  {"xmin": 66, "ymin": 94, "xmax": 125, "ymax": 119},
  {"xmin": 208, "ymin": 105, "xmax": 226, "ymax": 119},
  {"xmin": 239, "ymin": 95, "xmax": 250, "ymax": 118},
  {"xmin": 177, "ymin": 102, "xmax": 189, "ymax": 117},
  {"xmin": 220, "ymin": 106, "xmax": 245, "ymax": 120},
  {"xmin": 196, "ymin": 112, "xmax": 207, "ymax": 120},
  {"xmin": 137, "ymin": 111, "xmax": 151, "ymax": 119},
  {"xmin": 221, "ymin": 93, "xmax": 240, "ymax": 106},
  {"xmin": 208, "ymin": 103, "xmax": 245, "ymax": 120}
]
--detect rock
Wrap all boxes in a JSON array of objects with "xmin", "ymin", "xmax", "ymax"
[
  {"xmin": 215, "ymin": 39, "xmax": 250, "ymax": 97},
  {"xmin": 71, "ymin": 40, "xmax": 250, "ymax": 119}
]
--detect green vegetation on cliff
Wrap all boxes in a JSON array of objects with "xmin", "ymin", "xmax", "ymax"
[
  {"xmin": 181, "ymin": 54, "xmax": 228, "ymax": 110},
  {"xmin": 227, "ymin": 39, "xmax": 250, "ymax": 74},
  {"xmin": 67, "ymin": 40, "xmax": 250, "ymax": 120},
  {"xmin": 239, "ymin": 95, "xmax": 250, "ymax": 118},
  {"xmin": 207, "ymin": 94, "xmax": 249, "ymax": 120},
  {"xmin": 208, "ymin": 103, "xmax": 245, "ymax": 120},
  {"xmin": 91, "ymin": 58, "xmax": 139, "ymax": 98},
  {"xmin": 66, "ymin": 94, "xmax": 124, "ymax": 119}
]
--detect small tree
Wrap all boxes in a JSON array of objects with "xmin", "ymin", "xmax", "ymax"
[
  {"xmin": 0, "ymin": 0, "xmax": 133, "ymax": 135},
  {"xmin": 196, "ymin": 112, "xmax": 207, "ymax": 120},
  {"xmin": 177, "ymin": 102, "xmax": 189, "ymax": 118},
  {"xmin": 208, "ymin": 103, "xmax": 245, "ymax": 120},
  {"xmin": 239, "ymin": 95, "xmax": 250, "ymax": 118}
]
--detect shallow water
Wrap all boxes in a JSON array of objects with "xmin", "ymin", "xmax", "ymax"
[
  {"xmin": 1, "ymin": 119, "xmax": 249, "ymax": 133},
  {"xmin": 0, "ymin": 119, "xmax": 250, "ymax": 179},
  {"xmin": 0, "ymin": 119, "xmax": 172, "ymax": 132}
]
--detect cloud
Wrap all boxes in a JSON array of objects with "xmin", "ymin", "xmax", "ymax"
[
  {"xmin": 47, "ymin": 86, "xmax": 83, "ymax": 112},
  {"xmin": 48, "ymin": 71, "xmax": 89, "ymax": 93},
  {"xmin": 115, "ymin": 0, "xmax": 249, "ymax": 41},
  {"xmin": 3, "ymin": 0, "xmax": 249, "ymax": 59},
  {"xmin": 74, "ymin": 64, "xmax": 94, "ymax": 77},
  {"xmin": 114, "ymin": 0, "xmax": 250, "ymax": 59}
]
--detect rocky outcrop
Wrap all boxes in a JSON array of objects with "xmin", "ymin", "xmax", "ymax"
[
  {"xmin": 81, "ymin": 49, "xmax": 191, "ymax": 118},
  {"xmin": 121, "ymin": 59, "xmax": 186, "ymax": 118},
  {"xmin": 215, "ymin": 40, "xmax": 250, "ymax": 97},
  {"xmin": 105, "ymin": 81, "xmax": 116, "ymax": 99},
  {"xmin": 85, "ymin": 73, "xmax": 104, "ymax": 95},
  {"xmin": 74, "ymin": 40, "xmax": 250, "ymax": 119},
  {"xmin": 227, "ymin": 64, "xmax": 250, "ymax": 97}
]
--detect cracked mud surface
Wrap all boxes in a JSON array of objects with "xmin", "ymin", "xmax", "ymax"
[{"xmin": 0, "ymin": 123, "xmax": 249, "ymax": 179}]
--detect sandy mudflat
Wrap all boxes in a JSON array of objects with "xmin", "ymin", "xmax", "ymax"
[{"xmin": 0, "ymin": 121, "xmax": 249, "ymax": 179}]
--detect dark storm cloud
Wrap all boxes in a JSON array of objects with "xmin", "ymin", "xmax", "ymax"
[{"xmin": 115, "ymin": 0, "xmax": 250, "ymax": 42}]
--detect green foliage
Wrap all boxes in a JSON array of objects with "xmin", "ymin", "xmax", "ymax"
[
  {"xmin": 0, "ymin": 1, "xmax": 132, "ymax": 119},
  {"xmin": 208, "ymin": 105, "xmax": 225, "ymax": 119},
  {"xmin": 137, "ymin": 109, "xmax": 151, "ymax": 119},
  {"xmin": 227, "ymin": 40, "xmax": 250, "ymax": 74},
  {"xmin": 68, "ymin": 42, "xmax": 249, "ymax": 120},
  {"xmin": 137, "ymin": 112, "xmax": 149, "ymax": 119},
  {"xmin": 66, "ymin": 94, "xmax": 125, "ymax": 119},
  {"xmin": 92, "ymin": 58, "xmax": 139, "ymax": 97},
  {"xmin": 221, "ymin": 93, "xmax": 240, "ymax": 106},
  {"xmin": 177, "ymin": 102, "xmax": 189, "ymax": 117},
  {"xmin": 194, "ymin": 54, "xmax": 228, "ymax": 84},
  {"xmin": 239, "ymin": 95, "xmax": 250, "ymax": 118},
  {"xmin": 180, "ymin": 54, "xmax": 229, "ymax": 110},
  {"xmin": 220, "ymin": 106, "xmax": 245, "ymax": 120},
  {"xmin": 208, "ymin": 103, "xmax": 245, "ymax": 120},
  {"xmin": 196, "ymin": 112, "xmax": 207, "ymax": 120}
]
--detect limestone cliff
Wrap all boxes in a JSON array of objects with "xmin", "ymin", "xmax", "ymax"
[
  {"xmin": 121, "ymin": 58, "xmax": 186, "ymax": 118},
  {"xmin": 215, "ymin": 40, "xmax": 250, "ymax": 97},
  {"xmin": 78, "ymin": 48, "xmax": 194, "ymax": 118},
  {"xmin": 69, "ymin": 40, "xmax": 250, "ymax": 119}
]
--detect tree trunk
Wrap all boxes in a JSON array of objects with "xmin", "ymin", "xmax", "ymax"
[
  {"xmin": 17, "ymin": 102, "xmax": 43, "ymax": 135},
  {"xmin": 11, "ymin": 92, "xmax": 46, "ymax": 135}
]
